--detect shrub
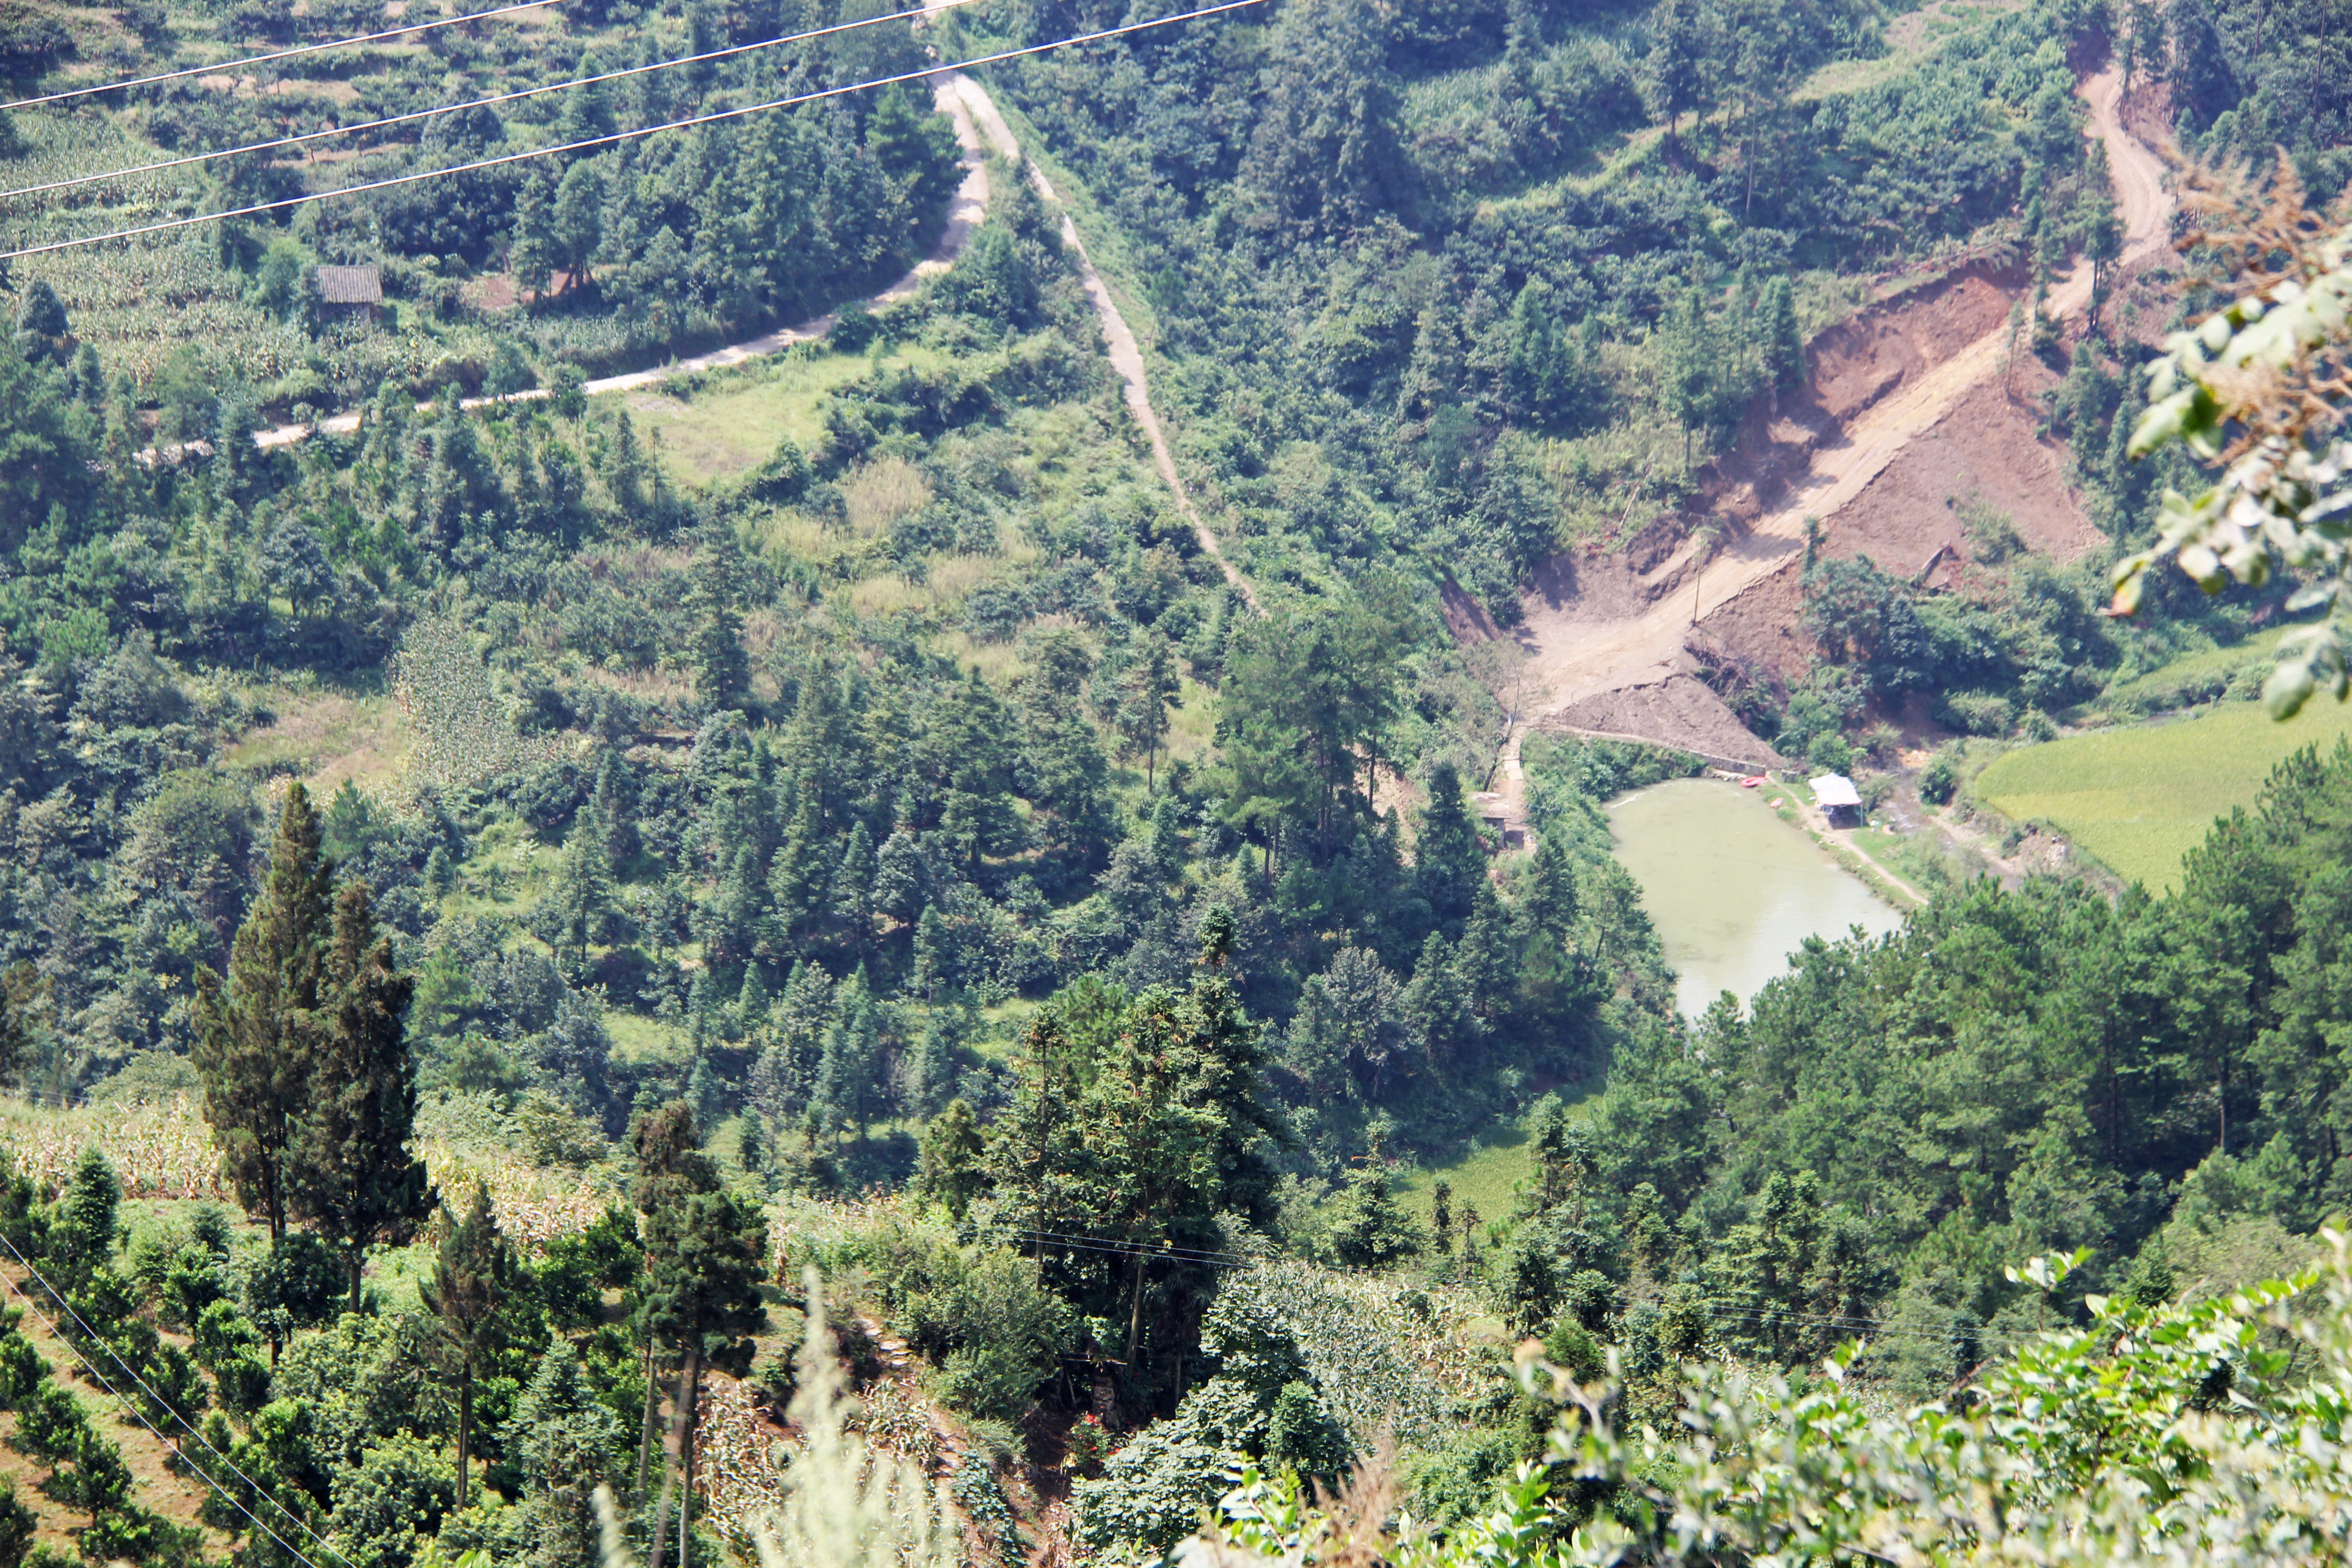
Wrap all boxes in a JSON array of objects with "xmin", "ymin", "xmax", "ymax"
[
  {"xmin": 78, "ymin": 1506, "xmax": 201, "ymax": 1568},
  {"xmin": 43, "ymin": 1429, "xmax": 131, "ymax": 1516},
  {"xmin": 1069, "ymin": 1380, "xmax": 1264, "ymax": 1556},
  {"xmin": 1264, "ymin": 1382, "xmax": 1351, "ymax": 1485},
  {"xmin": 1936, "ymin": 691, "xmax": 2013, "ymax": 736},
  {"xmin": 1918, "ymin": 753, "xmax": 1959, "ymax": 805},
  {"xmin": 10, "ymin": 1381, "xmax": 88, "ymax": 1462},
  {"xmin": 0, "ymin": 1480, "xmax": 30, "ymax": 1568},
  {"xmin": 328, "ymin": 1433, "xmax": 456, "ymax": 1568},
  {"xmin": 898, "ymin": 1248, "xmax": 1071, "ymax": 1422},
  {"xmin": 1805, "ymin": 730, "xmax": 1855, "ymax": 774},
  {"xmin": 0, "ymin": 1333, "xmax": 46, "ymax": 1408}
]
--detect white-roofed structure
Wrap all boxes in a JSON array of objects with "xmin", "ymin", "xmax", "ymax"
[{"xmin": 1810, "ymin": 773, "xmax": 1863, "ymax": 827}]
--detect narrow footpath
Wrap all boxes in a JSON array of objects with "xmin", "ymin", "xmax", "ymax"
[
  {"xmin": 240, "ymin": 59, "xmax": 1261, "ymax": 614},
  {"xmin": 932, "ymin": 73, "xmax": 1257, "ymax": 608}
]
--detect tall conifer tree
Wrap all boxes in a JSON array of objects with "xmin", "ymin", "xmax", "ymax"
[
  {"xmin": 289, "ymin": 882, "xmax": 432, "ymax": 1312},
  {"xmin": 419, "ymin": 1185, "xmax": 514, "ymax": 1512},
  {"xmin": 192, "ymin": 783, "xmax": 332, "ymax": 1245}
]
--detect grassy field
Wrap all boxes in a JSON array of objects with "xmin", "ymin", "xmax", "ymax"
[
  {"xmin": 1392, "ymin": 1092, "xmax": 1607, "ymax": 1231},
  {"xmin": 627, "ymin": 345, "xmax": 948, "ymax": 487},
  {"xmin": 2091, "ymin": 625, "xmax": 2291, "ymax": 716},
  {"xmin": 1975, "ymin": 698, "xmax": 2352, "ymax": 891},
  {"xmin": 1397, "ymin": 1127, "xmax": 1530, "ymax": 1231}
]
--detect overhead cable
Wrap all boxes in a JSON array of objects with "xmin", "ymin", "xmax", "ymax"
[
  {"xmin": 0, "ymin": 0, "xmax": 565, "ymax": 113},
  {"xmin": 0, "ymin": 0, "xmax": 983, "ymax": 205},
  {"xmin": 0, "ymin": 1232, "xmax": 352, "ymax": 1568},
  {"xmin": 0, "ymin": 0, "xmax": 1266, "ymax": 262}
]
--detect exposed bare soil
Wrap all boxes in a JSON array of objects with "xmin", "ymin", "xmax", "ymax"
[{"xmin": 1476, "ymin": 61, "xmax": 2177, "ymax": 766}]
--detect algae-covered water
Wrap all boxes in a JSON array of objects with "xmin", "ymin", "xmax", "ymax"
[{"xmin": 1609, "ymin": 777, "xmax": 1904, "ymax": 1017}]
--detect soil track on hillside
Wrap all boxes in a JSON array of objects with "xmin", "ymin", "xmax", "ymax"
[
  {"xmin": 248, "ymin": 68, "xmax": 996, "ymax": 452},
  {"xmin": 1485, "ymin": 61, "xmax": 2174, "ymax": 782},
  {"xmin": 939, "ymin": 75, "xmax": 1258, "ymax": 606}
]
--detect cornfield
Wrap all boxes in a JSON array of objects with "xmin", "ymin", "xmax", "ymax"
[
  {"xmin": 0, "ymin": 1095, "xmax": 232, "ymax": 1201},
  {"xmin": 851, "ymin": 1376, "xmax": 942, "ymax": 1471},
  {"xmin": 393, "ymin": 612, "xmax": 564, "ymax": 797},
  {"xmin": 414, "ymin": 1139, "xmax": 617, "ymax": 1253},
  {"xmin": 691, "ymin": 1375, "xmax": 792, "ymax": 1536}
]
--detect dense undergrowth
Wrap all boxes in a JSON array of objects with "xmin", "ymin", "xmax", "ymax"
[{"xmin": 0, "ymin": 0, "xmax": 2348, "ymax": 1559}]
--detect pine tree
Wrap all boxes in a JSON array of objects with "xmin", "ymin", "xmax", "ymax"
[
  {"xmin": 639, "ymin": 1186, "xmax": 767, "ymax": 1568},
  {"xmin": 544, "ymin": 813, "xmax": 616, "ymax": 979},
  {"xmin": 551, "ymin": 159, "xmax": 607, "ymax": 289},
  {"xmin": 734, "ymin": 965, "xmax": 769, "ymax": 1039},
  {"xmin": 828, "ymin": 819, "xmax": 877, "ymax": 946},
  {"xmin": 911, "ymin": 905, "xmax": 950, "ymax": 1001},
  {"xmin": 871, "ymin": 827, "xmax": 928, "ymax": 926},
  {"xmin": 514, "ymin": 1338, "xmax": 619, "ymax": 1564},
  {"xmin": 1504, "ymin": 281, "xmax": 1566, "ymax": 424},
  {"xmin": 1660, "ymin": 286, "xmax": 1716, "ymax": 469},
  {"xmin": 912, "ymin": 1098, "xmax": 988, "ymax": 1219},
  {"xmin": 1640, "ymin": 0, "xmax": 1710, "ymax": 149},
  {"xmin": 48, "ymin": 1149, "xmax": 120, "ymax": 1287},
  {"xmin": 595, "ymin": 749, "xmax": 639, "ymax": 866},
  {"xmin": 767, "ymin": 792, "xmax": 837, "ymax": 945},
  {"xmin": 809, "ymin": 973, "xmax": 880, "ymax": 1137},
  {"xmin": 628, "ymin": 1101, "xmax": 718, "ymax": 1504},
  {"xmin": 15, "ymin": 279, "xmax": 66, "ymax": 339},
  {"xmin": 687, "ymin": 528, "xmax": 750, "ymax": 711},
  {"xmin": 418, "ymin": 1185, "xmax": 515, "ymax": 1512},
  {"xmin": 192, "ymin": 783, "xmax": 332, "ymax": 1245},
  {"xmin": 289, "ymin": 882, "xmax": 431, "ymax": 1313},
  {"xmin": 1113, "ymin": 636, "xmax": 1181, "ymax": 794},
  {"xmin": 510, "ymin": 169, "xmax": 556, "ymax": 299},
  {"xmin": 1414, "ymin": 763, "xmax": 1487, "ymax": 936},
  {"xmin": 1765, "ymin": 275, "xmax": 1803, "ymax": 389}
]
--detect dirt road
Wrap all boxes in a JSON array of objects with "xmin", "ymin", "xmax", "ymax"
[
  {"xmin": 1501, "ymin": 64, "xmax": 2172, "ymax": 768},
  {"xmin": 250, "ymin": 69, "xmax": 995, "ymax": 451},
  {"xmin": 938, "ymin": 74, "xmax": 1257, "ymax": 606}
]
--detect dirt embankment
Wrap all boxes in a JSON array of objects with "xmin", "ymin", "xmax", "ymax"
[{"xmin": 1475, "ymin": 59, "xmax": 2180, "ymax": 765}]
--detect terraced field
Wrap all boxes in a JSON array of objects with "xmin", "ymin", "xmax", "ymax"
[{"xmin": 1975, "ymin": 699, "xmax": 2352, "ymax": 891}]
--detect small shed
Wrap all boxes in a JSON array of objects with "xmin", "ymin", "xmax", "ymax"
[
  {"xmin": 314, "ymin": 265, "xmax": 383, "ymax": 319},
  {"xmin": 1810, "ymin": 772, "xmax": 1864, "ymax": 828}
]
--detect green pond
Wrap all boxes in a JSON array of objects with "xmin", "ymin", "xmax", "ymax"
[{"xmin": 1608, "ymin": 777, "xmax": 1904, "ymax": 1016}]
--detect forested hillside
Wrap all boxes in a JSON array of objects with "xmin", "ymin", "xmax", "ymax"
[{"xmin": 0, "ymin": 0, "xmax": 2349, "ymax": 1558}]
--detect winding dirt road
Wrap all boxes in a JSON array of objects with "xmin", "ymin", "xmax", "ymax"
[
  {"xmin": 936, "ymin": 73, "xmax": 1257, "ymax": 605},
  {"xmin": 1503, "ymin": 63, "xmax": 2172, "ymax": 758},
  {"xmin": 250, "ymin": 70, "xmax": 997, "ymax": 451},
  {"xmin": 248, "ymin": 60, "xmax": 1258, "ymax": 612}
]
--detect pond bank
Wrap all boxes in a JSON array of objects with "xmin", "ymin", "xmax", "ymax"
[{"xmin": 1609, "ymin": 777, "xmax": 1905, "ymax": 1017}]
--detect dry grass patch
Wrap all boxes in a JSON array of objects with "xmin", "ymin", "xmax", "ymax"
[
  {"xmin": 934, "ymin": 633, "xmax": 1023, "ymax": 681},
  {"xmin": 225, "ymin": 688, "xmax": 411, "ymax": 794},
  {"xmin": 842, "ymin": 456, "xmax": 932, "ymax": 537},
  {"xmin": 844, "ymin": 574, "xmax": 927, "ymax": 615},
  {"xmin": 752, "ymin": 510, "xmax": 835, "ymax": 560},
  {"xmin": 922, "ymin": 552, "xmax": 994, "ymax": 604}
]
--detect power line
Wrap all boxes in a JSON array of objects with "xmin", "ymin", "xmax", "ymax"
[
  {"xmin": 1002, "ymin": 1227, "xmax": 1257, "ymax": 1269},
  {"xmin": 0, "ymin": 0, "xmax": 983, "ymax": 205},
  {"xmin": 0, "ymin": 0, "xmax": 1264, "ymax": 263},
  {"xmin": 0, "ymin": 1232, "xmax": 349, "ymax": 1568},
  {"xmin": 1, "ymin": 0, "xmax": 564, "ymax": 113}
]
